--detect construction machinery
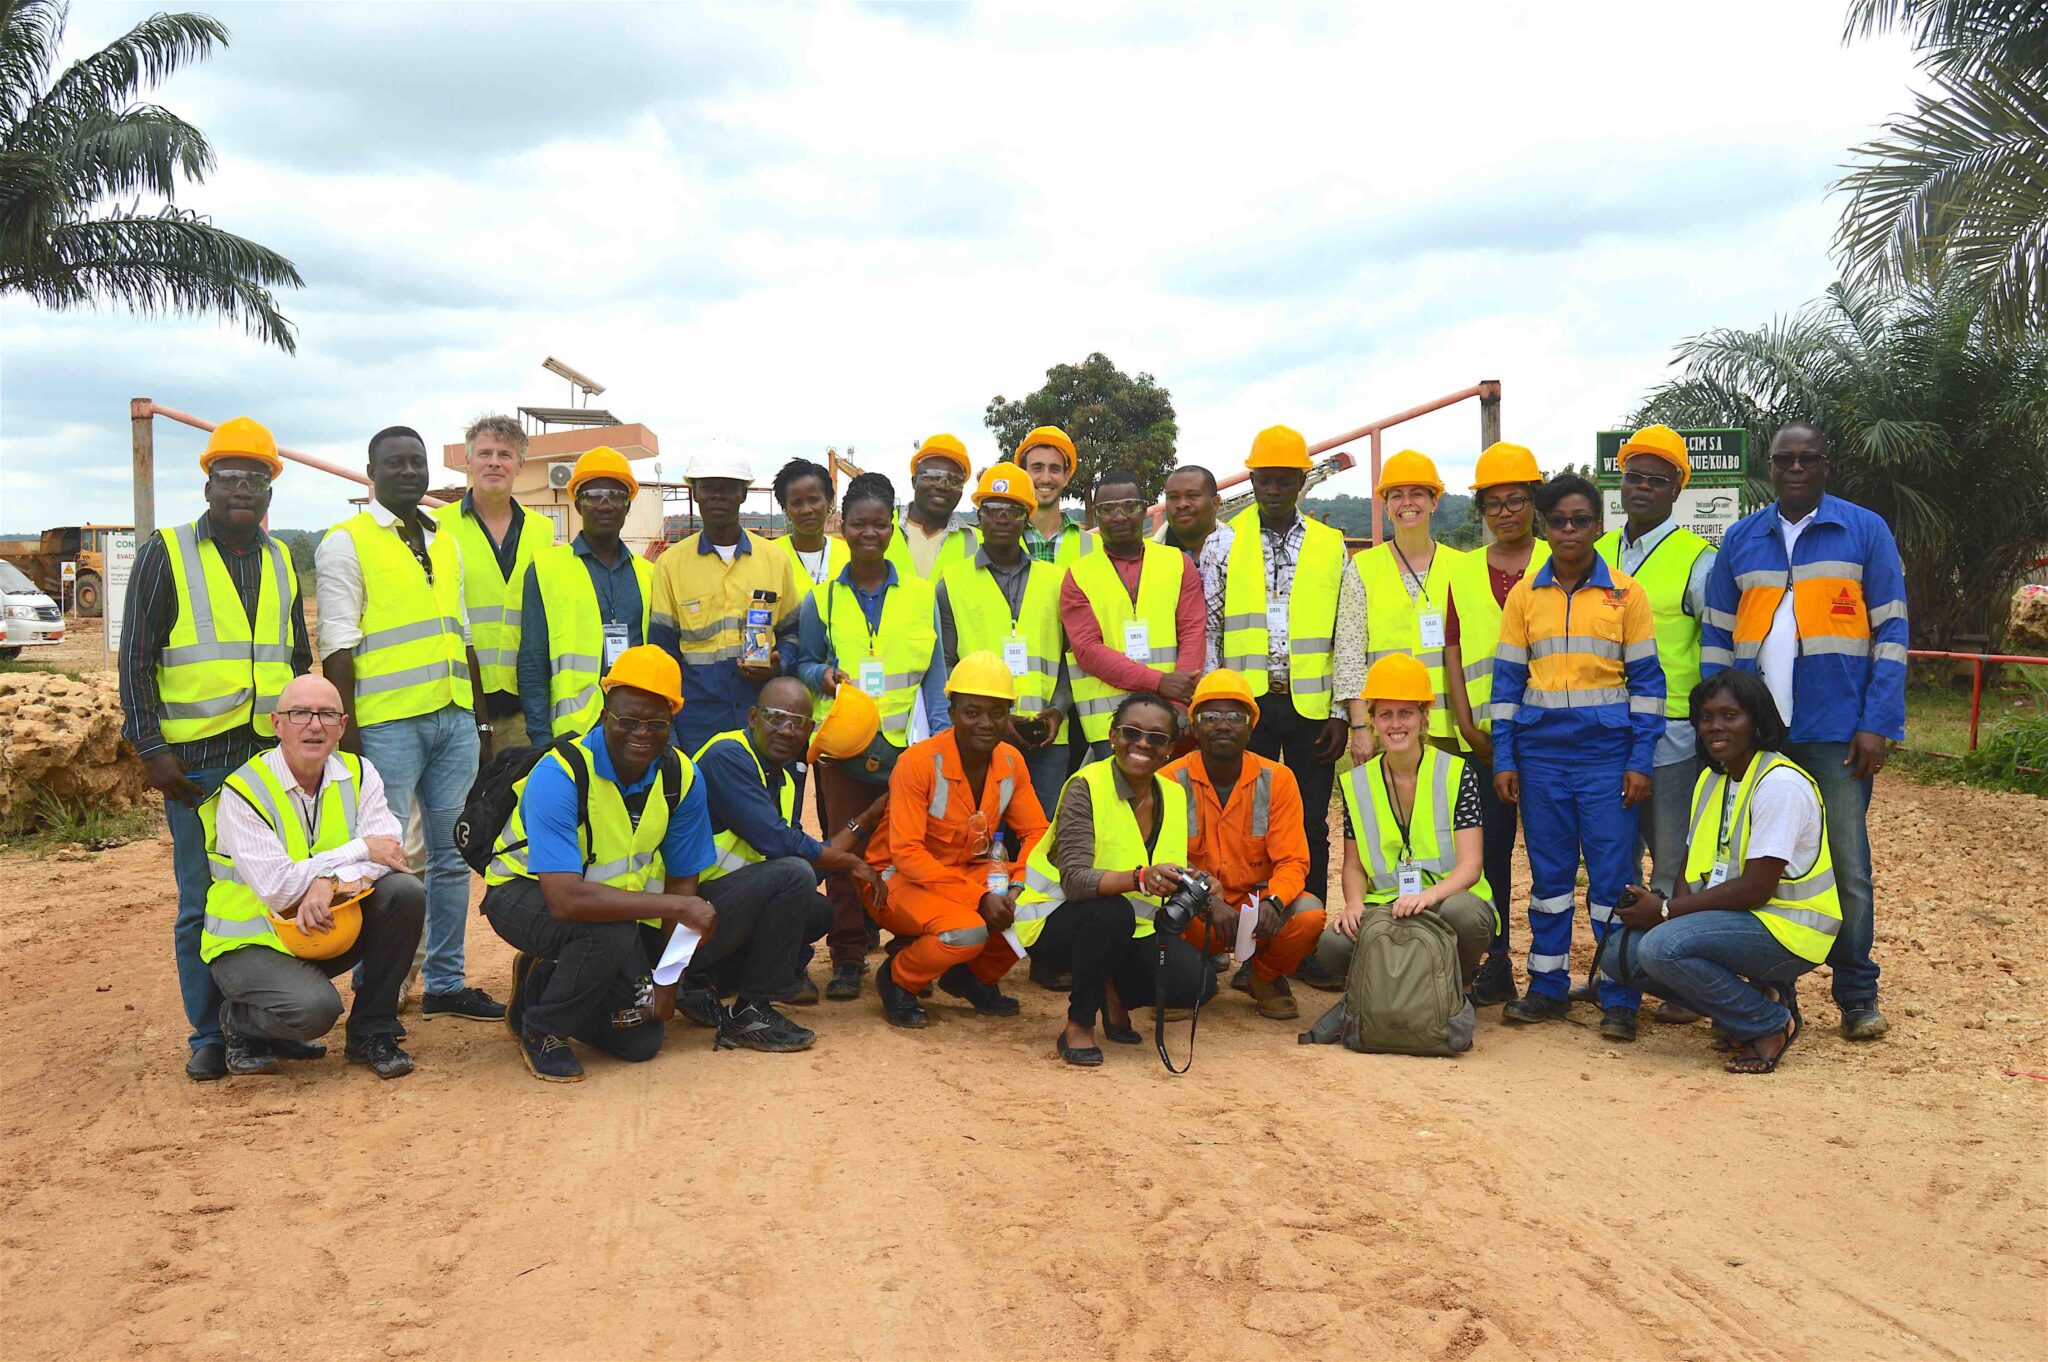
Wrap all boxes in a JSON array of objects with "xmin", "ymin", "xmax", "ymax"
[{"xmin": 0, "ymin": 525, "xmax": 130, "ymax": 617}]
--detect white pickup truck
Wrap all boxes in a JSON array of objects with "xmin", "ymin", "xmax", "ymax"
[{"xmin": 0, "ymin": 560, "xmax": 65, "ymax": 660}]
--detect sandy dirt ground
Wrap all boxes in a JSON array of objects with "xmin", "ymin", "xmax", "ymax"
[{"xmin": 0, "ymin": 768, "xmax": 2043, "ymax": 1361}]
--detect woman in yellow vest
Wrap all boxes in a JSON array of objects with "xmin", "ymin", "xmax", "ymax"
[
  {"xmin": 1014, "ymin": 695, "xmax": 1216, "ymax": 1065},
  {"xmin": 770, "ymin": 456, "xmax": 850, "ymax": 608},
  {"xmin": 1608, "ymin": 671, "xmax": 1837, "ymax": 1074}
]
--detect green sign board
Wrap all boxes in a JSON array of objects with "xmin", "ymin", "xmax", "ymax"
[{"xmin": 1594, "ymin": 427, "xmax": 1749, "ymax": 487}]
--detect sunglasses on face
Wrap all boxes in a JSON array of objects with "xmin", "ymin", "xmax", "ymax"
[
  {"xmin": 1544, "ymin": 513, "xmax": 1598, "ymax": 532},
  {"xmin": 1621, "ymin": 468, "xmax": 1674, "ymax": 491},
  {"xmin": 1113, "ymin": 723, "xmax": 1173, "ymax": 749},
  {"xmin": 605, "ymin": 713, "xmax": 671, "ymax": 737},
  {"xmin": 1770, "ymin": 453, "xmax": 1826, "ymax": 470},
  {"xmin": 1479, "ymin": 493, "xmax": 1531, "ymax": 515}
]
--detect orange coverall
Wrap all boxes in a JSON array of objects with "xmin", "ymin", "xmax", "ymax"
[
  {"xmin": 866, "ymin": 730, "xmax": 1049, "ymax": 994},
  {"xmin": 1159, "ymin": 749, "xmax": 1326, "ymax": 981}
]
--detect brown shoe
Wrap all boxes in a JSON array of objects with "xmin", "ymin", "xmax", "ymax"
[{"xmin": 1245, "ymin": 971, "xmax": 1298, "ymax": 1020}]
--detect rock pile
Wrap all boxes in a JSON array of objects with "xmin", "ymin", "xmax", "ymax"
[
  {"xmin": 0, "ymin": 672, "xmax": 150, "ymax": 830},
  {"xmin": 2007, "ymin": 584, "xmax": 2048, "ymax": 655}
]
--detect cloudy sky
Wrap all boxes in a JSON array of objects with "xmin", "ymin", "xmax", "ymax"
[{"xmin": 1, "ymin": 1, "xmax": 1920, "ymax": 533}]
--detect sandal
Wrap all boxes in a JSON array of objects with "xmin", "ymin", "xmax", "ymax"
[
  {"xmin": 1055, "ymin": 1030, "xmax": 1103, "ymax": 1067},
  {"xmin": 1725, "ymin": 1009, "xmax": 1802, "ymax": 1075}
]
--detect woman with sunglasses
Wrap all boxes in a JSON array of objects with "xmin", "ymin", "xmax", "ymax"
[
  {"xmin": 1605, "ymin": 671, "xmax": 1836, "ymax": 1074},
  {"xmin": 1442, "ymin": 442, "xmax": 1548, "ymax": 1007},
  {"xmin": 1012, "ymin": 694, "xmax": 1217, "ymax": 1065}
]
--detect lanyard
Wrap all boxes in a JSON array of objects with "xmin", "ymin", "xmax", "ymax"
[
  {"xmin": 1263, "ymin": 525, "xmax": 1296, "ymax": 597},
  {"xmin": 1378, "ymin": 760, "xmax": 1417, "ymax": 861},
  {"xmin": 589, "ymin": 552, "xmax": 625, "ymax": 625},
  {"xmin": 797, "ymin": 546, "xmax": 830, "ymax": 584},
  {"xmin": 1390, "ymin": 540, "xmax": 1436, "ymax": 606}
]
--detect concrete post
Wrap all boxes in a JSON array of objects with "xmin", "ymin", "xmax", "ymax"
[
  {"xmin": 129, "ymin": 398, "xmax": 155, "ymax": 541},
  {"xmin": 1479, "ymin": 379, "xmax": 1502, "ymax": 450}
]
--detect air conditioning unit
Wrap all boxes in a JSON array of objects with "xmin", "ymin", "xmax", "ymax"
[{"xmin": 548, "ymin": 463, "xmax": 573, "ymax": 489}]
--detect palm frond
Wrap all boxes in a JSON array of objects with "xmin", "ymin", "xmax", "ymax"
[
  {"xmin": 12, "ymin": 10, "xmax": 227, "ymax": 143},
  {"xmin": 1843, "ymin": 0, "xmax": 2048, "ymax": 75},
  {"xmin": 49, "ymin": 102, "xmax": 213, "ymax": 201},
  {"xmin": 0, "ymin": 0, "xmax": 65, "ymax": 128}
]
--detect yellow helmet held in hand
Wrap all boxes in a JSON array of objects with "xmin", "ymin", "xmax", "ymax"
[
  {"xmin": 1245, "ymin": 424, "xmax": 1311, "ymax": 472},
  {"xmin": 1617, "ymin": 424, "xmax": 1691, "ymax": 488},
  {"xmin": 568, "ymin": 446, "xmax": 639, "ymax": 498},
  {"xmin": 1375, "ymin": 450, "xmax": 1444, "ymax": 498},
  {"xmin": 1362, "ymin": 653, "xmax": 1433, "ymax": 705},
  {"xmin": 268, "ymin": 892, "xmax": 364, "ymax": 961},
  {"xmin": 201, "ymin": 416, "xmax": 283, "ymax": 478},
  {"xmin": 809, "ymin": 681, "xmax": 881, "ymax": 762},
  {"xmin": 971, "ymin": 463, "xmax": 1037, "ymax": 510},
  {"xmin": 1188, "ymin": 668, "xmax": 1261, "ymax": 727},
  {"xmin": 600, "ymin": 645, "xmax": 683, "ymax": 713},
  {"xmin": 1470, "ymin": 441, "xmax": 1542, "ymax": 491},
  {"xmin": 945, "ymin": 651, "xmax": 1018, "ymax": 702}
]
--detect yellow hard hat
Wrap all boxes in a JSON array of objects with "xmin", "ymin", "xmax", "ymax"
[
  {"xmin": 201, "ymin": 416, "xmax": 283, "ymax": 478},
  {"xmin": 1617, "ymin": 424, "xmax": 1691, "ymax": 488},
  {"xmin": 1018, "ymin": 425, "xmax": 1076, "ymax": 472},
  {"xmin": 1362, "ymin": 653, "xmax": 1433, "ymax": 705},
  {"xmin": 914, "ymin": 433, "xmax": 972, "ymax": 480},
  {"xmin": 971, "ymin": 463, "xmax": 1037, "ymax": 511},
  {"xmin": 1375, "ymin": 450, "xmax": 1444, "ymax": 498},
  {"xmin": 1246, "ymin": 424, "xmax": 1312, "ymax": 472},
  {"xmin": 268, "ymin": 893, "xmax": 364, "ymax": 961},
  {"xmin": 1189, "ymin": 668, "xmax": 1260, "ymax": 727},
  {"xmin": 600, "ymin": 644, "xmax": 683, "ymax": 713},
  {"xmin": 568, "ymin": 446, "xmax": 639, "ymax": 499},
  {"xmin": 1470, "ymin": 441, "xmax": 1543, "ymax": 492},
  {"xmin": 809, "ymin": 681, "xmax": 881, "ymax": 762},
  {"xmin": 945, "ymin": 651, "xmax": 1018, "ymax": 702}
]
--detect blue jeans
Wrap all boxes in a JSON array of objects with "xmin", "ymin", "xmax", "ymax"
[
  {"xmin": 359, "ymin": 706, "xmax": 479, "ymax": 996},
  {"xmin": 165, "ymin": 765, "xmax": 234, "ymax": 1051},
  {"xmin": 1784, "ymin": 741, "xmax": 1878, "ymax": 1005},
  {"xmin": 1605, "ymin": 911, "xmax": 1815, "ymax": 1042}
]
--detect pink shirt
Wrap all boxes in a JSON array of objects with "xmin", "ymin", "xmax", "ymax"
[{"xmin": 1058, "ymin": 547, "xmax": 1206, "ymax": 695}]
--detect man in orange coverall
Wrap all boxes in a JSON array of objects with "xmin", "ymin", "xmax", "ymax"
[
  {"xmin": 866, "ymin": 652, "xmax": 1050, "ymax": 1028},
  {"xmin": 1161, "ymin": 669, "xmax": 1325, "ymax": 1020}
]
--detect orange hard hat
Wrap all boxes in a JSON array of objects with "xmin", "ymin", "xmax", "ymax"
[
  {"xmin": 914, "ymin": 433, "xmax": 972, "ymax": 480},
  {"xmin": 1018, "ymin": 426, "xmax": 1076, "ymax": 472},
  {"xmin": 1245, "ymin": 425, "xmax": 1312, "ymax": 472},
  {"xmin": 809, "ymin": 680, "xmax": 881, "ymax": 762},
  {"xmin": 269, "ymin": 891, "xmax": 364, "ymax": 961},
  {"xmin": 201, "ymin": 416, "xmax": 283, "ymax": 478},
  {"xmin": 1189, "ymin": 668, "xmax": 1260, "ymax": 727},
  {"xmin": 1470, "ymin": 441, "xmax": 1543, "ymax": 491},
  {"xmin": 601, "ymin": 645, "xmax": 683, "ymax": 713},
  {"xmin": 972, "ymin": 463, "xmax": 1037, "ymax": 511},
  {"xmin": 1617, "ymin": 424, "xmax": 1691, "ymax": 488},
  {"xmin": 1375, "ymin": 450, "xmax": 1444, "ymax": 498},
  {"xmin": 569, "ymin": 446, "xmax": 639, "ymax": 499},
  {"xmin": 1362, "ymin": 654, "xmax": 1433, "ymax": 705}
]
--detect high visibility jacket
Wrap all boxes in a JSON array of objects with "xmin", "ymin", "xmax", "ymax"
[
  {"xmin": 198, "ymin": 752, "xmax": 363, "ymax": 962},
  {"xmin": 433, "ymin": 498, "xmax": 552, "ymax": 695},
  {"xmin": 1338, "ymin": 748, "xmax": 1494, "ymax": 924},
  {"xmin": 1682, "ymin": 752, "xmax": 1841, "ymax": 963},
  {"xmin": 1218, "ymin": 508, "xmax": 1346, "ymax": 719},
  {"xmin": 1160, "ymin": 749, "xmax": 1309, "ymax": 907},
  {"xmin": 778, "ymin": 535, "xmax": 851, "ymax": 609},
  {"xmin": 1014, "ymin": 758, "xmax": 1189, "ymax": 947},
  {"xmin": 331, "ymin": 512, "xmax": 472, "ymax": 725},
  {"xmin": 1445, "ymin": 542, "xmax": 1549, "ymax": 735},
  {"xmin": 813, "ymin": 572, "xmax": 939, "ymax": 746},
  {"xmin": 1354, "ymin": 540, "xmax": 1467, "ymax": 742},
  {"xmin": 867, "ymin": 730, "xmax": 1048, "ymax": 905},
  {"xmin": 156, "ymin": 520, "xmax": 298, "ymax": 744},
  {"xmin": 531, "ymin": 543, "xmax": 656, "ymax": 738},
  {"xmin": 884, "ymin": 515, "xmax": 978, "ymax": 581},
  {"xmin": 1700, "ymin": 494, "xmax": 1909, "ymax": 743},
  {"xmin": 691, "ymin": 729, "xmax": 791, "ymax": 882},
  {"xmin": 1067, "ymin": 541, "xmax": 1183, "ymax": 743},
  {"xmin": 1597, "ymin": 524, "xmax": 1710, "ymax": 719},
  {"xmin": 1034, "ymin": 517, "xmax": 1097, "ymax": 565},
  {"xmin": 939, "ymin": 554, "xmax": 1063, "ymax": 717}
]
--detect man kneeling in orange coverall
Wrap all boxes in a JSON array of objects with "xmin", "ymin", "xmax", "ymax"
[{"xmin": 865, "ymin": 652, "xmax": 1050, "ymax": 1027}]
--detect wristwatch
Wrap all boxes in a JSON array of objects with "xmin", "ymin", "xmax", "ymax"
[
  {"xmin": 843, "ymin": 818, "xmax": 867, "ymax": 836},
  {"xmin": 1349, "ymin": 722, "xmax": 1369, "ymax": 731},
  {"xmin": 1659, "ymin": 898, "xmax": 1671, "ymax": 921}
]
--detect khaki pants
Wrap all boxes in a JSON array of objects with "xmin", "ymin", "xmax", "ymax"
[{"xmin": 1311, "ymin": 890, "xmax": 1496, "ymax": 986}]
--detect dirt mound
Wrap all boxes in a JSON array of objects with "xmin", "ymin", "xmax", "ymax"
[
  {"xmin": 2008, "ymin": 583, "xmax": 2048, "ymax": 654},
  {"xmin": 0, "ymin": 671, "xmax": 148, "ymax": 829}
]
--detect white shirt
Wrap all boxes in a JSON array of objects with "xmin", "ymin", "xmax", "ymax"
[
  {"xmin": 1756, "ymin": 512, "xmax": 1812, "ymax": 727},
  {"xmin": 1616, "ymin": 517, "xmax": 1720, "ymax": 767},
  {"xmin": 214, "ymin": 748, "xmax": 404, "ymax": 912},
  {"xmin": 1718, "ymin": 764, "xmax": 1822, "ymax": 880},
  {"xmin": 314, "ymin": 500, "xmax": 470, "ymax": 655}
]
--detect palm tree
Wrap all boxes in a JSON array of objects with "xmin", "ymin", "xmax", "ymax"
[
  {"xmin": 1835, "ymin": 0, "xmax": 2048, "ymax": 335},
  {"xmin": 1630, "ymin": 277, "xmax": 2048, "ymax": 647},
  {"xmin": 0, "ymin": 1, "xmax": 300, "ymax": 351}
]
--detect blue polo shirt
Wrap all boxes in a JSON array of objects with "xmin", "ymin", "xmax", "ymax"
[{"xmin": 518, "ymin": 728, "xmax": 715, "ymax": 880}]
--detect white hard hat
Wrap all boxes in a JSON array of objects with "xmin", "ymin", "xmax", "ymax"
[{"xmin": 686, "ymin": 445, "xmax": 752, "ymax": 483}]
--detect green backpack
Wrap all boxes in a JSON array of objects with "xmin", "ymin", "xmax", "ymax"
[{"xmin": 1301, "ymin": 905, "xmax": 1475, "ymax": 1057}]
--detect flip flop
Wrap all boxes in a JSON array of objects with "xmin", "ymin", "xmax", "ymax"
[
  {"xmin": 1725, "ymin": 1010, "xmax": 1801, "ymax": 1075},
  {"xmin": 1055, "ymin": 1031, "xmax": 1103, "ymax": 1067}
]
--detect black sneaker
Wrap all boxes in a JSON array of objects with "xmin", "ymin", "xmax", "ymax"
[
  {"xmin": 720, "ymin": 1000, "xmax": 817, "ymax": 1052},
  {"xmin": 506, "ymin": 952, "xmax": 537, "ymax": 1036},
  {"xmin": 273, "ymin": 1037, "xmax": 328, "ymax": 1061},
  {"xmin": 1291, "ymin": 955, "xmax": 1347, "ymax": 993},
  {"xmin": 1501, "ymin": 992, "xmax": 1572, "ymax": 1025},
  {"xmin": 220, "ymin": 1007, "xmax": 278, "ymax": 1076},
  {"xmin": 344, "ymin": 1033, "xmax": 416, "ymax": 1079},
  {"xmin": 1470, "ymin": 953, "xmax": 1519, "ymax": 1006},
  {"xmin": 185, "ymin": 1042, "xmax": 226, "ymax": 1082},
  {"xmin": 673, "ymin": 981, "xmax": 725, "ymax": 1028},
  {"xmin": 1028, "ymin": 957, "xmax": 1073, "ymax": 992},
  {"xmin": 937, "ymin": 963, "xmax": 1020, "ymax": 1016},
  {"xmin": 783, "ymin": 972, "xmax": 820, "ymax": 1006},
  {"xmin": 1841, "ymin": 1003, "xmax": 1891, "ymax": 1041},
  {"xmin": 518, "ymin": 1028, "xmax": 584, "ymax": 1082},
  {"xmin": 422, "ymin": 986, "xmax": 507, "ymax": 1022},
  {"xmin": 1600, "ymin": 1006, "xmax": 1640, "ymax": 1043},
  {"xmin": 825, "ymin": 962, "xmax": 865, "ymax": 1002},
  {"xmin": 877, "ymin": 957, "xmax": 930, "ymax": 1028}
]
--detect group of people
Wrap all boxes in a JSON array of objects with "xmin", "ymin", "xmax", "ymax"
[{"xmin": 119, "ymin": 409, "xmax": 1907, "ymax": 1083}]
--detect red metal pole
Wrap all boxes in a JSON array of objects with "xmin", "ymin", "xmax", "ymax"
[
  {"xmin": 147, "ymin": 403, "xmax": 448, "ymax": 508},
  {"xmin": 1369, "ymin": 428, "xmax": 1383, "ymax": 546},
  {"xmin": 1969, "ymin": 656, "xmax": 1985, "ymax": 752}
]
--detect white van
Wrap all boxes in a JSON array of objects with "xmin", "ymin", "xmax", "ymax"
[{"xmin": 0, "ymin": 560, "xmax": 65, "ymax": 660}]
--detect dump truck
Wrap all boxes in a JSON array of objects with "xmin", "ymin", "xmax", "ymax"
[{"xmin": 0, "ymin": 524, "xmax": 130, "ymax": 617}]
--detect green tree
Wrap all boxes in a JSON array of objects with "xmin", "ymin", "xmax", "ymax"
[
  {"xmin": 985, "ymin": 353, "xmax": 1177, "ymax": 500},
  {"xmin": 1631, "ymin": 277, "xmax": 2048, "ymax": 647},
  {"xmin": 270, "ymin": 527, "xmax": 320, "ymax": 575},
  {"xmin": 0, "ymin": 2, "xmax": 301, "ymax": 349},
  {"xmin": 1836, "ymin": 0, "xmax": 2048, "ymax": 334}
]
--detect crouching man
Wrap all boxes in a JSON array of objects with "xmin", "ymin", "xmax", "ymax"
[{"xmin": 201, "ymin": 675, "xmax": 422, "ymax": 1080}]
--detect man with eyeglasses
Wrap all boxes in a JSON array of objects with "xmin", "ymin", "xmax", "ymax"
[
  {"xmin": 1701, "ymin": 422, "xmax": 1907, "ymax": 1043},
  {"xmin": 119, "ymin": 417, "xmax": 312, "ymax": 1081},
  {"xmin": 518, "ymin": 448, "xmax": 655, "ymax": 740},
  {"xmin": 885, "ymin": 433, "xmax": 980, "ymax": 581},
  {"xmin": 1018, "ymin": 426, "xmax": 1097, "ymax": 566}
]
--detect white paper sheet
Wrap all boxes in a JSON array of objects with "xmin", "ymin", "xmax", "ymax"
[{"xmin": 651, "ymin": 924, "xmax": 703, "ymax": 986}]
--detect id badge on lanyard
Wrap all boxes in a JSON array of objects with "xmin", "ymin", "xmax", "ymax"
[
  {"xmin": 602, "ymin": 622, "xmax": 629, "ymax": 669},
  {"xmin": 1003, "ymin": 635, "xmax": 1030, "ymax": 678},
  {"xmin": 858, "ymin": 659, "xmax": 886, "ymax": 698},
  {"xmin": 1417, "ymin": 610, "xmax": 1445, "ymax": 649},
  {"xmin": 1122, "ymin": 621, "xmax": 1151, "ymax": 664},
  {"xmin": 1398, "ymin": 862, "xmax": 1424, "ymax": 896},
  {"xmin": 1706, "ymin": 861, "xmax": 1731, "ymax": 888}
]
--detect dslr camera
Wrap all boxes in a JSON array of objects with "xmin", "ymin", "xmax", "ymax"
[{"xmin": 1153, "ymin": 868, "xmax": 1215, "ymax": 936}]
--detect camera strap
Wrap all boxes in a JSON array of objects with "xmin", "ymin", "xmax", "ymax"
[{"xmin": 1156, "ymin": 918, "xmax": 1217, "ymax": 1075}]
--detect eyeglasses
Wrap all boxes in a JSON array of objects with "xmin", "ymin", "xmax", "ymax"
[
  {"xmin": 758, "ymin": 706, "xmax": 814, "ymax": 735},
  {"xmin": 1094, "ymin": 498, "xmax": 1145, "ymax": 517},
  {"xmin": 914, "ymin": 469, "xmax": 965, "ymax": 490},
  {"xmin": 604, "ymin": 712, "xmax": 672, "ymax": 737},
  {"xmin": 1543, "ymin": 513, "xmax": 1598, "ymax": 532},
  {"xmin": 578, "ymin": 488, "xmax": 631, "ymax": 507},
  {"xmin": 1113, "ymin": 723, "xmax": 1174, "ymax": 749},
  {"xmin": 1770, "ymin": 453, "xmax": 1826, "ymax": 470},
  {"xmin": 1621, "ymin": 468, "xmax": 1674, "ymax": 491},
  {"xmin": 1194, "ymin": 709, "xmax": 1252, "ymax": 729},
  {"xmin": 210, "ymin": 471, "xmax": 273, "ymax": 494},
  {"xmin": 965, "ymin": 809, "xmax": 992, "ymax": 858},
  {"xmin": 277, "ymin": 707, "xmax": 346, "ymax": 728},
  {"xmin": 977, "ymin": 502, "xmax": 1025, "ymax": 522},
  {"xmin": 1479, "ymin": 493, "xmax": 1532, "ymax": 515}
]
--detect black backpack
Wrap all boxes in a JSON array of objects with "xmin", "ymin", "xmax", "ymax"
[{"xmin": 453, "ymin": 736, "xmax": 683, "ymax": 875}]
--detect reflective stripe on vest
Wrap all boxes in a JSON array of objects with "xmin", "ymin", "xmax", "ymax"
[
  {"xmin": 157, "ymin": 521, "xmax": 298, "ymax": 743},
  {"xmin": 1066, "ymin": 541, "xmax": 1183, "ymax": 743},
  {"xmin": 1166, "ymin": 764, "xmax": 1270, "ymax": 842},
  {"xmin": 532, "ymin": 544, "xmax": 656, "ymax": 737},
  {"xmin": 1596, "ymin": 525, "xmax": 1708, "ymax": 719},
  {"xmin": 1354, "ymin": 541, "xmax": 1467, "ymax": 742},
  {"xmin": 923, "ymin": 746, "xmax": 1016, "ymax": 823},
  {"xmin": 691, "ymin": 729, "xmax": 793, "ymax": 882},
  {"xmin": 333, "ymin": 513, "xmax": 472, "ymax": 725},
  {"xmin": 1218, "ymin": 508, "xmax": 1346, "ymax": 719},
  {"xmin": 198, "ymin": 752, "xmax": 362, "ymax": 962},
  {"xmin": 1682, "ymin": 753, "xmax": 1841, "ymax": 964},
  {"xmin": 1444, "ymin": 540, "xmax": 1549, "ymax": 735},
  {"xmin": 939, "ymin": 556, "xmax": 1063, "ymax": 715},
  {"xmin": 884, "ymin": 515, "xmax": 978, "ymax": 582},
  {"xmin": 486, "ymin": 739, "xmax": 696, "ymax": 923},
  {"xmin": 812, "ymin": 573, "xmax": 939, "ymax": 746},
  {"xmin": 1337, "ymin": 748, "xmax": 1494, "ymax": 916},
  {"xmin": 1014, "ymin": 759, "xmax": 1189, "ymax": 947},
  {"xmin": 433, "ymin": 500, "xmax": 551, "ymax": 694}
]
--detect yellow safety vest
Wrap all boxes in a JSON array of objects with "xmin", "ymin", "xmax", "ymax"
[
  {"xmin": 884, "ymin": 515, "xmax": 978, "ymax": 581},
  {"xmin": 332, "ymin": 512, "xmax": 472, "ymax": 726},
  {"xmin": 1014, "ymin": 758, "xmax": 1190, "ymax": 947},
  {"xmin": 1338, "ymin": 748, "xmax": 1494, "ymax": 924},
  {"xmin": 691, "ymin": 729, "xmax": 793, "ymax": 882},
  {"xmin": 778, "ymin": 535, "xmax": 851, "ymax": 609},
  {"xmin": 1682, "ymin": 753, "xmax": 1841, "ymax": 963},
  {"xmin": 156, "ymin": 520, "xmax": 298, "ymax": 744},
  {"xmin": 939, "ymin": 554, "xmax": 1063, "ymax": 717},
  {"xmin": 814, "ymin": 571, "xmax": 938, "ymax": 747},
  {"xmin": 1042, "ymin": 521, "xmax": 1098, "ymax": 565},
  {"xmin": 530, "ymin": 544, "xmax": 656, "ymax": 738},
  {"xmin": 198, "ymin": 752, "xmax": 363, "ymax": 962},
  {"xmin": 433, "ymin": 498, "xmax": 553, "ymax": 695},
  {"xmin": 1596, "ymin": 525, "xmax": 1710, "ymax": 719},
  {"xmin": 1067, "ymin": 541, "xmax": 1183, "ymax": 743},
  {"xmin": 1444, "ymin": 542, "xmax": 1549, "ymax": 735},
  {"xmin": 1218, "ymin": 508, "xmax": 1346, "ymax": 719},
  {"xmin": 1354, "ymin": 541, "xmax": 1467, "ymax": 743}
]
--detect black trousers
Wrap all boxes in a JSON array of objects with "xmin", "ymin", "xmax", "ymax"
[
  {"xmin": 1465, "ymin": 748, "xmax": 1516, "ymax": 956},
  {"xmin": 1247, "ymin": 690, "xmax": 1337, "ymax": 905},
  {"xmin": 685, "ymin": 858, "xmax": 833, "ymax": 998},
  {"xmin": 1026, "ymin": 895, "xmax": 1217, "ymax": 1027},
  {"xmin": 482, "ymin": 877, "xmax": 664, "ymax": 1060}
]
